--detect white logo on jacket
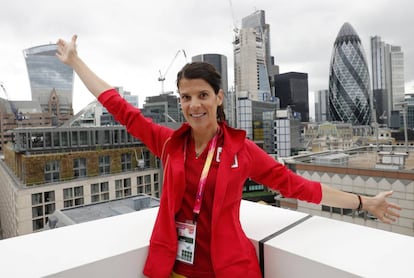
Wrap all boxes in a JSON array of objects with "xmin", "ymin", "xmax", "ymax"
[{"xmin": 216, "ymin": 147, "xmax": 238, "ymax": 168}]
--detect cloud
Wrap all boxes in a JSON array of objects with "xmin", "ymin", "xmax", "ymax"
[{"xmin": 1, "ymin": 0, "xmax": 413, "ymax": 114}]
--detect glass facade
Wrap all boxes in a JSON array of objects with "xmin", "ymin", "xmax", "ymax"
[
  {"xmin": 142, "ymin": 93, "xmax": 182, "ymax": 123},
  {"xmin": 23, "ymin": 44, "xmax": 74, "ymax": 114},
  {"xmin": 329, "ymin": 23, "xmax": 371, "ymax": 125},
  {"xmin": 234, "ymin": 10, "xmax": 272, "ymax": 102},
  {"xmin": 370, "ymin": 36, "xmax": 405, "ymax": 126},
  {"xmin": 237, "ymin": 97, "xmax": 277, "ymax": 149}
]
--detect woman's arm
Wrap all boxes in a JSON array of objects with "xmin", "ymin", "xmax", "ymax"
[
  {"xmin": 56, "ymin": 35, "xmax": 112, "ymax": 97},
  {"xmin": 320, "ymin": 184, "xmax": 401, "ymax": 224}
]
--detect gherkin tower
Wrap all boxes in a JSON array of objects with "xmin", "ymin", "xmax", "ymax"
[{"xmin": 329, "ymin": 22, "xmax": 371, "ymax": 125}]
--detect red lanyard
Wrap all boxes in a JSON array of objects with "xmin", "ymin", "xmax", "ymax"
[{"xmin": 185, "ymin": 131, "xmax": 219, "ymax": 223}]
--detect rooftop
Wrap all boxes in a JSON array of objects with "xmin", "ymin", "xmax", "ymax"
[
  {"xmin": 0, "ymin": 201, "xmax": 412, "ymax": 277},
  {"xmin": 45, "ymin": 194, "xmax": 160, "ymax": 229},
  {"xmin": 288, "ymin": 146, "xmax": 414, "ymax": 171}
]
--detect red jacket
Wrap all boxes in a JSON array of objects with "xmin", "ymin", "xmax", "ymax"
[{"xmin": 99, "ymin": 89, "xmax": 322, "ymax": 278}]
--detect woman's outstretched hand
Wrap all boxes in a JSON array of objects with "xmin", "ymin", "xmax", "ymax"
[
  {"xmin": 56, "ymin": 34, "xmax": 78, "ymax": 66},
  {"xmin": 55, "ymin": 34, "xmax": 112, "ymax": 97},
  {"xmin": 364, "ymin": 191, "xmax": 401, "ymax": 224}
]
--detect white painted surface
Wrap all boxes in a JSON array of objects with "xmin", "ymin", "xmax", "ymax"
[
  {"xmin": 0, "ymin": 201, "xmax": 412, "ymax": 278},
  {"xmin": 266, "ymin": 216, "xmax": 414, "ymax": 278}
]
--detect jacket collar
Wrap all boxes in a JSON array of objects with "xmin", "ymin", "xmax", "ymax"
[{"xmin": 168, "ymin": 122, "xmax": 246, "ymax": 155}]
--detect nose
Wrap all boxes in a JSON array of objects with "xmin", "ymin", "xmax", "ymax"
[{"xmin": 190, "ymin": 98, "xmax": 201, "ymax": 109}]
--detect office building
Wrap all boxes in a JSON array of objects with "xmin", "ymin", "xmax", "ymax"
[
  {"xmin": 0, "ymin": 125, "xmax": 161, "ymax": 238},
  {"xmin": 275, "ymin": 72, "xmax": 309, "ymax": 122},
  {"xmin": 284, "ymin": 145, "xmax": 414, "ymax": 237},
  {"xmin": 275, "ymin": 107, "xmax": 302, "ymax": 157},
  {"xmin": 63, "ymin": 87, "xmax": 139, "ymax": 127},
  {"xmin": 234, "ymin": 10, "xmax": 279, "ymax": 101},
  {"xmin": 240, "ymin": 10, "xmax": 279, "ymax": 96},
  {"xmin": 371, "ymin": 36, "xmax": 405, "ymax": 126},
  {"xmin": 0, "ymin": 82, "xmax": 59, "ymax": 149},
  {"xmin": 315, "ymin": 89, "xmax": 329, "ymax": 123},
  {"xmin": 233, "ymin": 10, "xmax": 279, "ymax": 147},
  {"xmin": 328, "ymin": 23, "xmax": 371, "ymax": 126},
  {"xmin": 142, "ymin": 92, "xmax": 182, "ymax": 123},
  {"xmin": 23, "ymin": 44, "xmax": 74, "ymax": 125},
  {"xmin": 237, "ymin": 96, "xmax": 277, "ymax": 149}
]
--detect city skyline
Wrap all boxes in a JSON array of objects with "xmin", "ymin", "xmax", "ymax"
[{"xmin": 1, "ymin": 0, "xmax": 414, "ymax": 114}]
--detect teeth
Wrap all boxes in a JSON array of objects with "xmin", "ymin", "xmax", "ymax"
[{"xmin": 191, "ymin": 113, "xmax": 205, "ymax": 118}]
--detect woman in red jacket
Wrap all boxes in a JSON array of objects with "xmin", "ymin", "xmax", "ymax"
[{"xmin": 56, "ymin": 35, "xmax": 401, "ymax": 278}]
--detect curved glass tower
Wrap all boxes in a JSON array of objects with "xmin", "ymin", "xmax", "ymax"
[
  {"xmin": 23, "ymin": 44, "xmax": 73, "ymax": 115},
  {"xmin": 329, "ymin": 22, "xmax": 371, "ymax": 125}
]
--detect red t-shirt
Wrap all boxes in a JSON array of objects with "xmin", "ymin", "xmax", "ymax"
[{"xmin": 174, "ymin": 131, "xmax": 223, "ymax": 278}]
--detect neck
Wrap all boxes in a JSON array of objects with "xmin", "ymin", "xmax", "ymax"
[{"xmin": 192, "ymin": 123, "xmax": 219, "ymax": 154}]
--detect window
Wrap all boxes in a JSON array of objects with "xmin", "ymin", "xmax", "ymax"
[
  {"xmin": 31, "ymin": 191, "xmax": 56, "ymax": 231},
  {"xmin": 79, "ymin": 131, "xmax": 88, "ymax": 145},
  {"xmin": 154, "ymin": 172, "xmax": 159, "ymax": 193},
  {"xmin": 91, "ymin": 183, "xmax": 100, "ymax": 194},
  {"xmin": 44, "ymin": 191, "xmax": 55, "ymax": 203},
  {"xmin": 53, "ymin": 132, "xmax": 60, "ymax": 147},
  {"xmin": 99, "ymin": 155, "xmax": 110, "ymax": 175},
  {"xmin": 72, "ymin": 131, "xmax": 78, "ymax": 145},
  {"xmin": 116, "ymin": 178, "xmax": 132, "ymax": 198},
  {"xmin": 143, "ymin": 150, "xmax": 151, "ymax": 168},
  {"xmin": 45, "ymin": 203, "xmax": 55, "ymax": 215},
  {"xmin": 137, "ymin": 176, "xmax": 143, "ymax": 185},
  {"xmin": 45, "ymin": 160, "xmax": 60, "ymax": 182},
  {"xmin": 61, "ymin": 132, "xmax": 69, "ymax": 146},
  {"xmin": 32, "ymin": 219, "xmax": 44, "ymax": 231},
  {"xmin": 73, "ymin": 158, "xmax": 87, "ymax": 178},
  {"xmin": 121, "ymin": 153, "xmax": 132, "ymax": 172},
  {"xmin": 139, "ymin": 174, "xmax": 152, "ymax": 195},
  {"xmin": 63, "ymin": 186, "xmax": 84, "ymax": 208},
  {"xmin": 32, "ymin": 206, "xmax": 43, "ymax": 218},
  {"xmin": 91, "ymin": 182, "xmax": 110, "ymax": 203},
  {"xmin": 32, "ymin": 193, "xmax": 42, "ymax": 205},
  {"xmin": 144, "ymin": 175, "xmax": 152, "ymax": 195}
]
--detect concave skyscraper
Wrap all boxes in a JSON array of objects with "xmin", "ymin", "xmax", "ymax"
[
  {"xmin": 328, "ymin": 22, "xmax": 371, "ymax": 125},
  {"xmin": 24, "ymin": 44, "xmax": 74, "ymax": 120}
]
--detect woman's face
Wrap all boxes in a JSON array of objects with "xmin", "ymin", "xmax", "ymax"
[{"xmin": 178, "ymin": 78, "xmax": 223, "ymax": 132}]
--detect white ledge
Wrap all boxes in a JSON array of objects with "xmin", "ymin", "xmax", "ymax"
[{"xmin": 0, "ymin": 200, "xmax": 412, "ymax": 278}]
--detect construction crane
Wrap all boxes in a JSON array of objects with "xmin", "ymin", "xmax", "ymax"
[
  {"xmin": 228, "ymin": 0, "xmax": 239, "ymax": 35},
  {"xmin": 158, "ymin": 49, "xmax": 187, "ymax": 94},
  {"xmin": 0, "ymin": 82, "xmax": 21, "ymax": 120}
]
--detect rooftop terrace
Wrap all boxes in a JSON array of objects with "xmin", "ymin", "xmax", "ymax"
[{"xmin": 0, "ymin": 200, "xmax": 412, "ymax": 278}]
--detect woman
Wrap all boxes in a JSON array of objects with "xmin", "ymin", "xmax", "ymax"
[{"xmin": 56, "ymin": 35, "xmax": 401, "ymax": 278}]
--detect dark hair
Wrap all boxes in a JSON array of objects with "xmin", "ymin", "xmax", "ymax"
[{"xmin": 176, "ymin": 62, "xmax": 226, "ymax": 122}]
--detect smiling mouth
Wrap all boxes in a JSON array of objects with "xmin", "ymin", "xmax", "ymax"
[{"xmin": 190, "ymin": 113, "xmax": 206, "ymax": 118}]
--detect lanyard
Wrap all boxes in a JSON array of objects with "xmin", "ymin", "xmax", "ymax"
[{"xmin": 189, "ymin": 131, "xmax": 219, "ymax": 223}]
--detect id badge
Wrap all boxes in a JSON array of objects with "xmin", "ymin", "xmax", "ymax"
[{"xmin": 176, "ymin": 221, "xmax": 197, "ymax": 264}]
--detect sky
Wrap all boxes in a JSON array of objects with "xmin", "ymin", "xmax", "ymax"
[{"xmin": 1, "ymin": 0, "xmax": 414, "ymax": 116}]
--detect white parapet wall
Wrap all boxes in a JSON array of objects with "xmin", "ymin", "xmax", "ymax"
[{"xmin": 0, "ymin": 200, "xmax": 413, "ymax": 278}]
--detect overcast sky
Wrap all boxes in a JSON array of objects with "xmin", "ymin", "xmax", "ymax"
[{"xmin": 1, "ymin": 0, "xmax": 413, "ymax": 114}]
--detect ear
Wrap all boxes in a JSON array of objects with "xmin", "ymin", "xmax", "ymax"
[{"xmin": 217, "ymin": 89, "xmax": 224, "ymax": 106}]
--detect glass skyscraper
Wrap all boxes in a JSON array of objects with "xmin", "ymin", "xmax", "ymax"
[
  {"xmin": 371, "ymin": 36, "xmax": 405, "ymax": 126},
  {"xmin": 234, "ymin": 10, "xmax": 278, "ymax": 101},
  {"xmin": 23, "ymin": 44, "xmax": 74, "ymax": 116},
  {"xmin": 329, "ymin": 22, "xmax": 371, "ymax": 126}
]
